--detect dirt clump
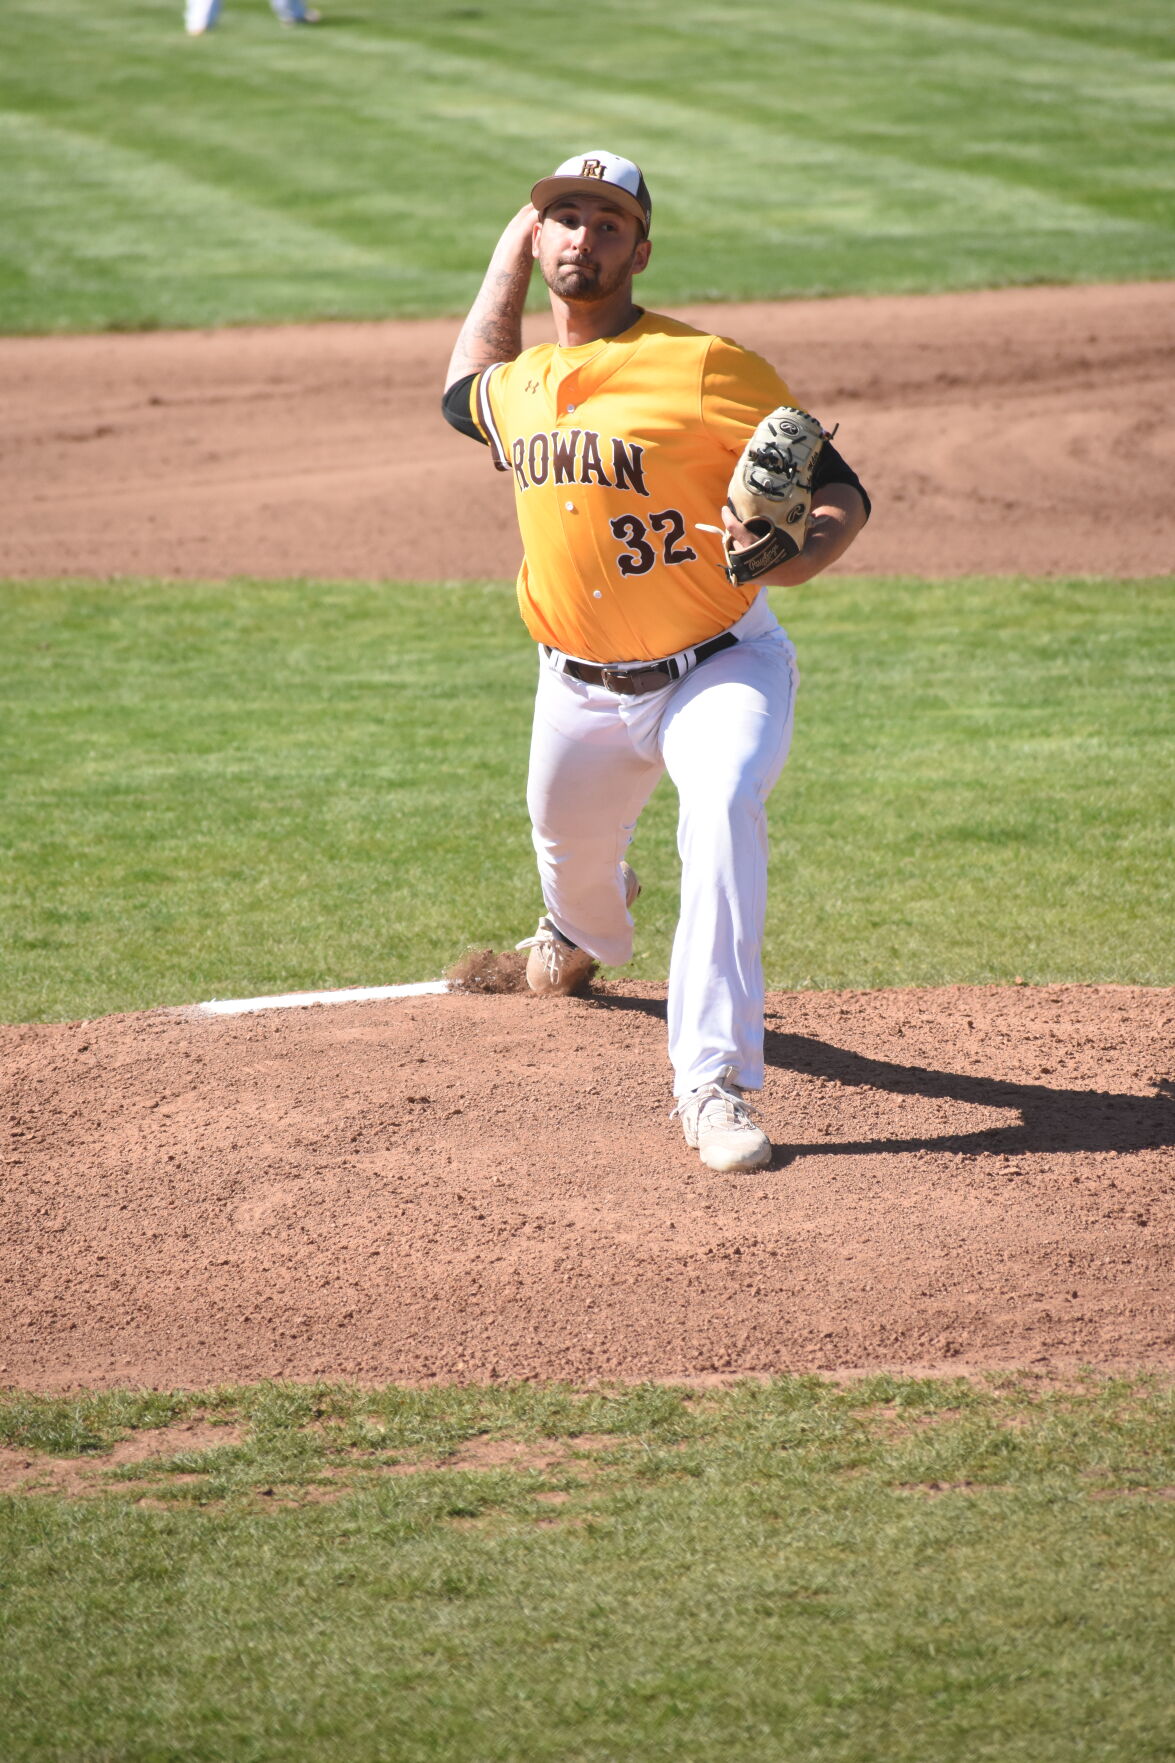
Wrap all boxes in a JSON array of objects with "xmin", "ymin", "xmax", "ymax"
[{"xmin": 445, "ymin": 947, "xmax": 532, "ymax": 995}]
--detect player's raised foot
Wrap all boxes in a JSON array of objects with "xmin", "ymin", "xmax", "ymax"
[
  {"xmin": 673, "ymin": 1066, "xmax": 771, "ymax": 1172},
  {"xmin": 516, "ymin": 863, "xmax": 640, "ymax": 998}
]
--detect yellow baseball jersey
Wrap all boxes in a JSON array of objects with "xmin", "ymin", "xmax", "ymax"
[{"xmin": 470, "ymin": 311, "xmax": 795, "ymax": 663}]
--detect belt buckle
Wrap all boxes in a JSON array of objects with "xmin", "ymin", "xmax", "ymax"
[{"xmin": 600, "ymin": 666, "xmax": 636, "ymax": 695}]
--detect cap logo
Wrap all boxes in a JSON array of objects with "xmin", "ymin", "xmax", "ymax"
[{"xmin": 580, "ymin": 157, "xmax": 607, "ymax": 179}]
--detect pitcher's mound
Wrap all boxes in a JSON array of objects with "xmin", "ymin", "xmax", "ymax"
[{"xmin": 3, "ymin": 982, "xmax": 1173, "ymax": 1390}]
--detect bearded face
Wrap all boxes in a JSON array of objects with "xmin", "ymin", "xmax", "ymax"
[{"xmin": 534, "ymin": 197, "xmax": 650, "ymax": 306}]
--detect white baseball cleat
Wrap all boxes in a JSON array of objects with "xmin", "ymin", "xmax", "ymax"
[
  {"xmin": 516, "ymin": 862, "xmax": 640, "ymax": 997},
  {"xmin": 673, "ymin": 1066, "xmax": 771, "ymax": 1171}
]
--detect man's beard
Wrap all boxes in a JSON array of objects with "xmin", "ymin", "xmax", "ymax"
[{"xmin": 541, "ymin": 252, "xmax": 635, "ymax": 304}]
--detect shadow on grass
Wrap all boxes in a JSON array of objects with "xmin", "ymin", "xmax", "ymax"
[{"xmin": 587, "ymin": 989, "xmax": 1175, "ymax": 1163}]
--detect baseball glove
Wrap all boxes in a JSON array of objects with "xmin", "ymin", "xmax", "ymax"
[{"xmin": 724, "ymin": 405, "xmax": 834, "ymax": 585}]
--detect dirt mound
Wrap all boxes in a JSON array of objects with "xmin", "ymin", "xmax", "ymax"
[
  {"xmin": 1, "ymin": 281, "xmax": 1171, "ymax": 584},
  {"xmin": 2, "ymin": 982, "xmax": 1172, "ymax": 1391}
]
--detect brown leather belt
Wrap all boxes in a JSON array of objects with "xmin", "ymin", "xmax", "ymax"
[{"xmin": 547, "ymin": 631, "xmax": 738, "ymax": 697}]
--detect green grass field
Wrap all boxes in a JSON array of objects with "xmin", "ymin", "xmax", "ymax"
[
  {"xmin": 2, "ymin": 1376, "xmax": 1173, "ymax": 1762},
  {"xmin": 2, "ymin": 573, "xmax": 1173, "ymax": 1023},
  {"xmin": 1, "ymin": 0, "xmax": 1172, "ymax": 331},
  {"xmin": 4, "ymin": 5, "xmax": 1174, "ymax": 1754}
]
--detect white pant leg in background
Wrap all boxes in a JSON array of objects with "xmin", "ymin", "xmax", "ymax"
[
  {"xmin": 525, "ymin": 593, "xmax": 798, "ymax": 1097},
  {"xmin": 185, "ymin": 0, "xmax": 312, "ymax": 28},
  {"xmin": 185, "ymin": 0, "xmax": 221, "ymax": 29}
]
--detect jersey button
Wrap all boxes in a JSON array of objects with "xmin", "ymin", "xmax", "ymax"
[
  {"xmin": 564, "ymin": 501, "xmax": 575, "ymax": 512},
  {"xmin": 566, "ymin": 403, "xmax": 576, "ymax": 414}
]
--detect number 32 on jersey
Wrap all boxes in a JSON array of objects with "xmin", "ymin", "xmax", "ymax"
[{"xmin": 609, "ymin": 508, "xmax": 697, "ymax": 577}]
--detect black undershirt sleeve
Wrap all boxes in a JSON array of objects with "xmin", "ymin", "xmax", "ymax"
[
  {"xmin": 441, "ymin": 374, "xmax": 871, "ymax": 521},
  {"xmin": 812, "ymin": 439, "xmax": 871, "ymax": 522},
  {"xmin": 442, "ymin": 373, "xmax": 484, "ymax": 443}
]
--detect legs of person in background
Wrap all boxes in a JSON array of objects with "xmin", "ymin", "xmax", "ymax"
[
  {"xmin": 186, "ymin": 0, "xmax": 321, "ymax": 30},
  {"xmin": 184, "ymin": 0, "xmax": 221, "ymax": 32},
  {"xmin": 269, "ymin": 0, "xmax": 322, "ymax": 21}
]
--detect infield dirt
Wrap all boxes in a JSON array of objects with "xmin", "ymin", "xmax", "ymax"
[
  {"xmin": 1, "ymin": 283, "xmax": 1173, "ymax": 1391},
  {"xmin": 1, "ymin": 280, "xmax": 1172, "ymax": 583}
]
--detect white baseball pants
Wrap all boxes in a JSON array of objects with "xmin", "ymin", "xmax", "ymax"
[
  {"xmin": 184, "ymin": 0, "xmax": 314, "ymax": 29},
  {"xmin": 526, "ymin": 592, "xmax": 798, "ymax": 1097}
]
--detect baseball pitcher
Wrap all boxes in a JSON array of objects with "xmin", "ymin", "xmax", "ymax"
[{"xmin": 443, "ymin": 151, "xmax": 870, "ymax": 1171}]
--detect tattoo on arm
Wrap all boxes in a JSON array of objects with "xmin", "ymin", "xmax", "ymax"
[
  {"xmin": 445, "ymin": 211, "xmax": 537, "ymax": 389},
  {"xmin": 469, "ymin": 258, "xmax": 531, "ymax": 361}
]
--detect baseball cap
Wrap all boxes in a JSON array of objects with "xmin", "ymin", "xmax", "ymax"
[{"xmin": 531, "ymin": 151, "xmax": 652, "ymax": 234}]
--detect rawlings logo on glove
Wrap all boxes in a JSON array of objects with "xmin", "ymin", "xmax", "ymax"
[{"xmin": 724, "ymin": 406, "xmax": 833, "ymax": 585}]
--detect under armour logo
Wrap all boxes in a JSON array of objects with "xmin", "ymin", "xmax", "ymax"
[{"xmin": 525, "ymin": 378, "xmax": 540, "ymax": 394}]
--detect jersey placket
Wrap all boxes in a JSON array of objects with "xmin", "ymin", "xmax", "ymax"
[{"xmin": 550, "ymin": 358, "xmax": 605, "ymax": 624}]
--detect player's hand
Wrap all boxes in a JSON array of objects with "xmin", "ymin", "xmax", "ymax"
[
  {"xmin": 507, "ymin": 203, "xmax": 540, "ymax": 245},
  {"xmin": 721, "ymin": 487, "xmax": 867, "ymax": 586},
  {"xmin": 720, "ymin": 503, "xmax": 762, "ymax": 553}
]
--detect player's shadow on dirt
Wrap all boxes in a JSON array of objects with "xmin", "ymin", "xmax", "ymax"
[
  {"xmin": 764, "ymin": 1030, "xmax": 1175, "ymax": 1163},
  {"xmin": 585, "ymin": 991, "xmax": 1173, "ymax": 1162}
]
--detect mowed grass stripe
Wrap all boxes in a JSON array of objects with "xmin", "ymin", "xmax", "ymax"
[
  {"xmin": 0, "ymin": 113, "xmax": 391, "ymax": 277},
  {"xmin": 1, "ymin": 575, "xmax": 1172, "ymax": 1023},
  {"xmin": 863, "ymin": 0, "xmax": 1173, "ymax": 57},
  {"xmin": 0, "ymin": 0, "xmax": 1171, "ymax": 331}
]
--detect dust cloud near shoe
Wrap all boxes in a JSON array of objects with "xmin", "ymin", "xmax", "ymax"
[{"xmin": 444, "ymin": 946, "xmax": 532, "ymax": 994}]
